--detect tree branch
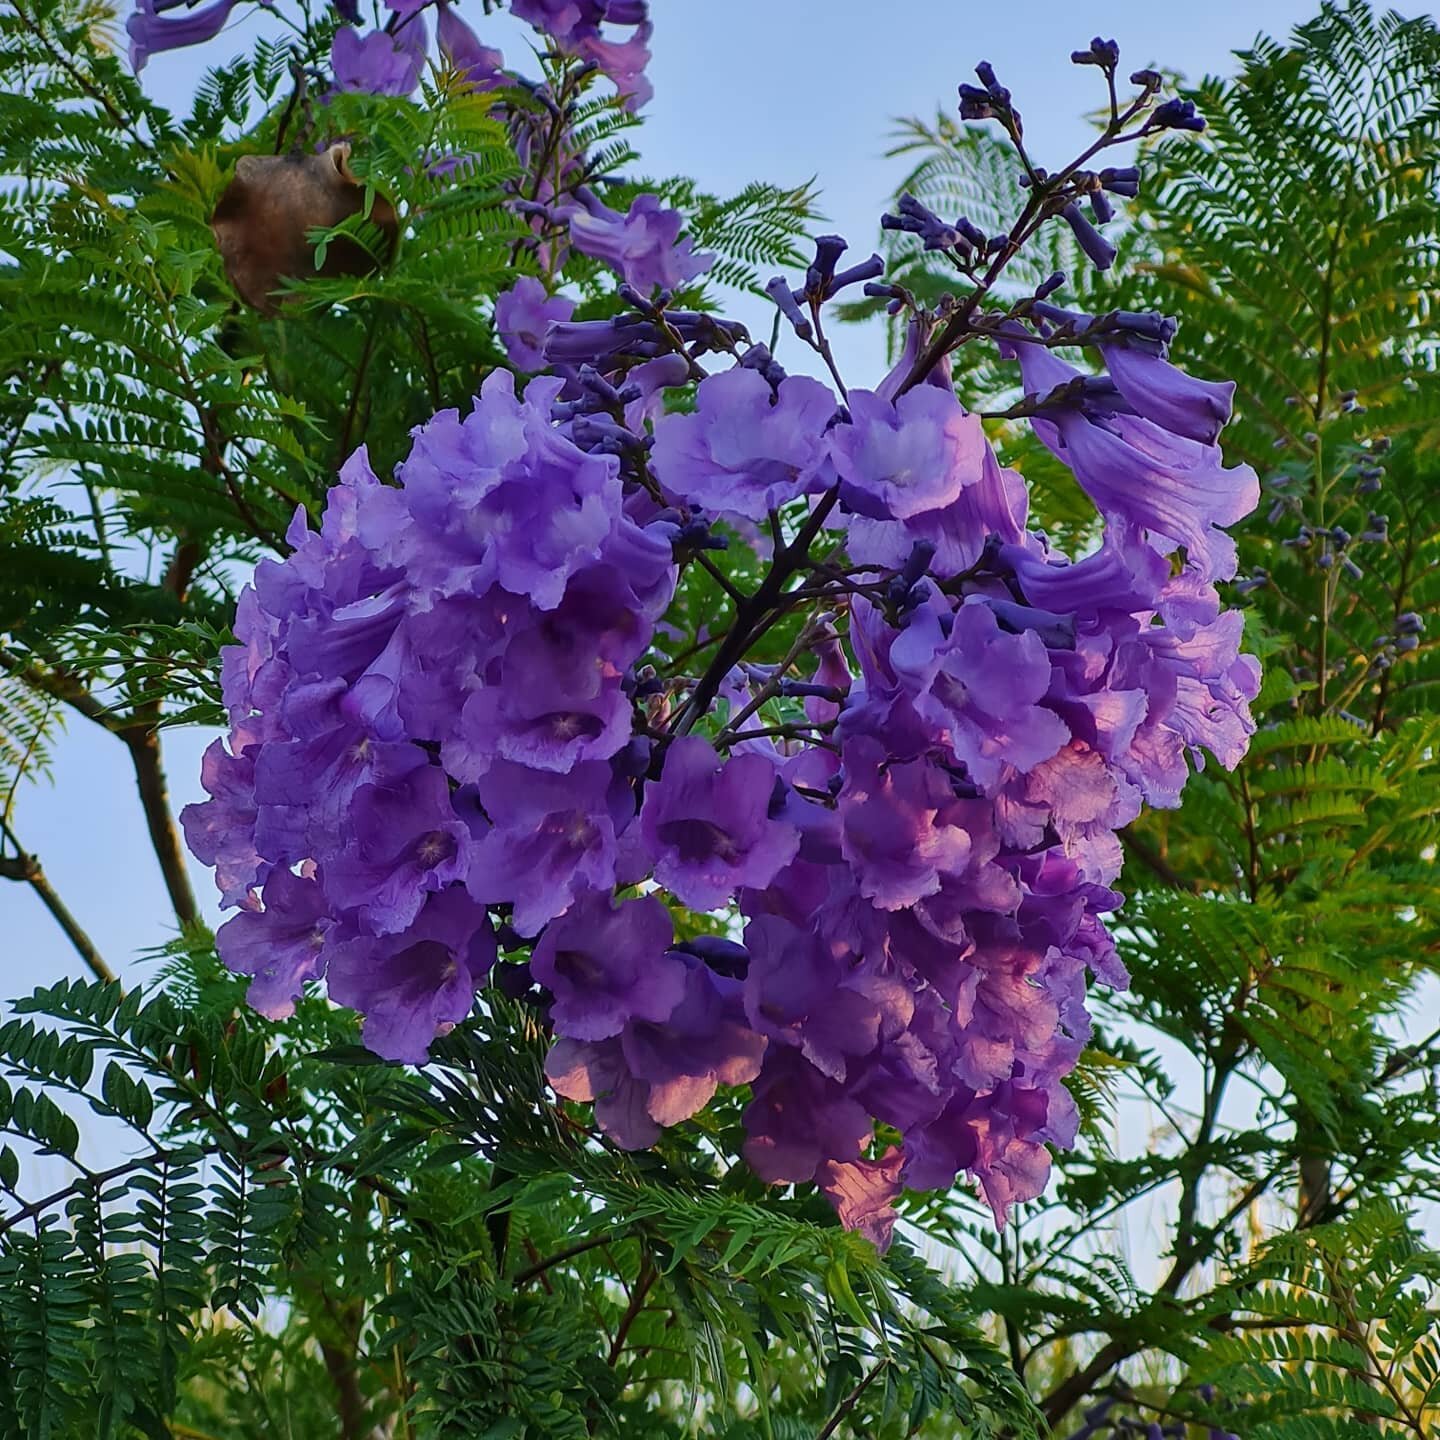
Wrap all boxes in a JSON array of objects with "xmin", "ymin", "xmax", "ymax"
[
  {"xmin": 0, "ymin": 649, "xmax": 200, "ymax": 927},
  {"xmin": 118, "ymin": 722, "xmax": 199, "ymax": 928},
  {"xmin": 0, "ymin": 818, "xmax": 116, "ymax": 984}
]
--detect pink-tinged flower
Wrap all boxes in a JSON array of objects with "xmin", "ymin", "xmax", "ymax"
[
  {"xmin": 545, "ymin": 1035, "xmax": 658, "ymax": 1148},
  {"xmin": 620, "ymin": 959, "xmax": 767, "ymax": 1126},
  {"xmin": 509, "ymin": 0, "xmax": 651, "ymax": 109},
  {"xmin": 817, "ymin": 1147, "xmax": 904, "ymax": 1252},
  {"xmin": 640, "ymin": 737, "xmax": 800, "ymax": 911},
  {"xmin": 835, "ymin": 737, "xmax": 976, "ymax": 911}
]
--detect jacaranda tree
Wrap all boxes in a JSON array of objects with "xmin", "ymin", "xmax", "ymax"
[{"xmin": 0, "ymin": 0, "xmax": 1436, "ymax": 1436}]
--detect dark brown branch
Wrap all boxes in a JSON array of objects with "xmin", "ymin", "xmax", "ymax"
[
  {"xmin": 512, "ymin": 1233, "xmax": 613, "ymax": 1287},
  {"xmin": 815, "ymin": 1358, "xmax": 888, "ymax": 1440},
  {"xmin": 0, "ymin": 819, "xmax": 116, "ymax": 984},
  {"xmin": 0, "ymin": 648, "xmax": 200, "ymax": 928},
  {"xmin": 606, "ymin": 1258, "xmax": 657, "ymax": 1367},
  {"xmin": 118, "ymin": 723, "xmax": 200, "ymax": 928}
]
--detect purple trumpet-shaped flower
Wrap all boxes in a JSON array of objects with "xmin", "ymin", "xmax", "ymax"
[
  {"xmin": 215, "ymin": 866, "xmax": 332, "ymax": 1018},
  {"xmin": 890, "ymin": 595, "xmax": 1071, "ymax": 791},
  {"xmin": 640, "ymin": 736, "xmax": 800, "ymax": 911},
  {"xmin": 510, "ymin": 0, "xmax": 652, "ymax": 108},
  {"xmin": 331, "ymin": 16, "xmax": 430, "ymax": 96},
  {"xmin": 650, "ymin": 367, "xmax": 838, "ymax": 522},
  {"xmin": 565, "ymin": 192, "xmax": 713, "ymax": 293},
  {"xmin": 127, "ymin": 0, "xmax": 242, "ymax": 71},
  {"xmin": 493, "ymin": 276, "xmax": 575, "ymax": 371},
  {"xmin": 437, "ymin": 3, "xmax": 506, "ymax": 88},
  {"xmin": 530, "ymin": 889, "xmax": 684, "ymax": 1040},
  {"xmin": 326, "ymin": 887, "xmax": 497, "ymax": 1063},
  {"xmin": 828, "ymin": 386, "xmax": 986, "ymax": 521},
  {"xmin": 321, "ymin": 762, "xmax": 473, "ymax": 934},
  {"xmin": 742, "ymin": 1046, "xmax": 873, "ymax": 1184},
  {"xmin": 1096, "ymin": 340, "xmax": 1236, "ymax": 446},
  {"xmin": 743, "ymin": 913, "xmax": 896, "ymax": 1082},
  {"xmin": 466, "ymin": 758, "xmax": 631, "ymax": 934},
  {"xmin": 1008, "ymin": 341, "xmax": 1259, "ymax": 580},
  {"xmin": 180, "ymin": 740, "xmax": 265, "ymax": 910}
]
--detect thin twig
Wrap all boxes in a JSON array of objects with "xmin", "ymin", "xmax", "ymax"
[
  {"xmin": 815, "ymin": 1358, "xmax": 888, "ymax": 1440},
  {"xmin": 0, "ymin": 818, "xmax": 116, "ymax": 984}
]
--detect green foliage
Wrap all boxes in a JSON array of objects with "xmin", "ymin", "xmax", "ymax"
[{"xmin": 0, "ymin": 959, "xmax": 1037, "ymax": 1438}]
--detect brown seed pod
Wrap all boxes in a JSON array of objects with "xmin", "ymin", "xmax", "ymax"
[{"xmin": 210, "ymin": 142, "xmax": 399, "ymax": 314}]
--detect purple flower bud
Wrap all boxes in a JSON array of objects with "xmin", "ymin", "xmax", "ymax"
[
  {"xmin": 805, "ymin": 233, "xmax": 849, "ymax": 297},
  {"xmin": 1071, "ymin": 36, "xmax": 1120, "ymax": 69},
  {"xmin": 1037, "ymin": 271, "xmax": 1066, "ymax": 299},
  {"xmin": 1152, "ymin": 97, "xmax": 1206, "ymax": 132},
  {"xmin": 765, "ymin": 274, "xmax": 813, "ymax": 340},
  {"xmin": 543, "ymin": 315, "xmax": 662, "ymax": 366},
  {"xmin": 828, "ymin": 254, "xmax": 886, "ymax": 295},
  {"xmin": 956, "ymin": 213, "xmax": 990, "ymax": 247},
  {"xmin": 1060, "ymin": 203, "xmax": 1117, "ymax": 271},
  {"xmin": 778, "ymin": 679, "xmax": 847, "ymax": 702},
  {"xmin": 1397, "ymin": 611, "xmax": 1424, "ymax": 635},
  {"xmin": 674, "ymin": 933, "xmax": 750, "ymax": 978},
  {"xmin": 1397, "ymin": 633, "xmax": 1420, "ymax": 653},
  {"xmin": 1342, "ymin": 557, "xmax": 1363, "ymax": 580},
  {"xmin": 884, "ymin": 194, "xmax": 967, "ymax": 253},
  {"xmin": 1130, "ymin": 68, "xmax": 1162, "ymax": 88},
  {"xmin": 739, "ymin": 342, "xmax": 788, "ymax": 388},
  {"xmin": 1090, "ymin": 190, "xmax": 1115, "ymax": 225},
  {"xmin": 1100, "ymin": 166, "xmax": 1140, "ymax": 197}
]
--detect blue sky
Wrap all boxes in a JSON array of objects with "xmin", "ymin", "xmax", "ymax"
[{"xmin": 18, "ymin": 0, "xmax": 1440, "ymax": 991}]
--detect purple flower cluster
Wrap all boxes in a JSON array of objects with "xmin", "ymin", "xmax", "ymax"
[
  {"xmin": 189, "ymin": 292, "xmax": 1258, "ymax": 1247},
  {"xmin": 186, "ymin": 28, "xmax": 1259, "ymax": 1249},
  {"xmin": 128, "ymin": 0, "xmax": 650, "ymax": 111},
  {"xmin": 183, "ymin": 370, "xmax": 676, "ymax": 1062}
]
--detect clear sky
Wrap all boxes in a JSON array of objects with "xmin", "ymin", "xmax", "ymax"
[{"xmin": 8, "ymin": 0, "xmax": 1440, "ymax": 1036}]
